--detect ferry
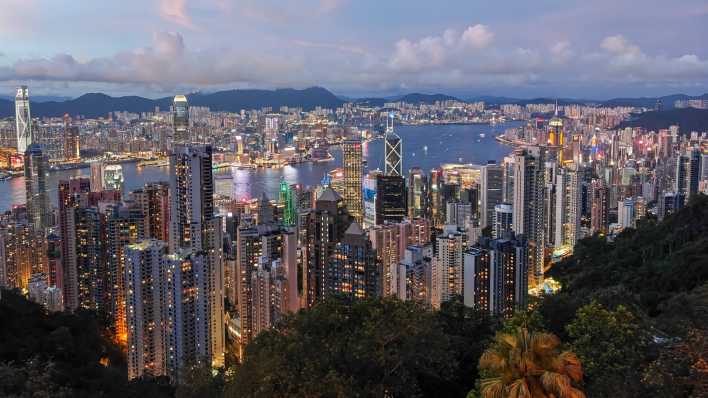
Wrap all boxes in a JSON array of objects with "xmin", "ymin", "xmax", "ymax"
[{"xmin": 137, "ymin": 158, "xmax": 168, "ymax": 168}]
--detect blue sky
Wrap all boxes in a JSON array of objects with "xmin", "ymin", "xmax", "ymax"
[{"xmin": 1, "ymin": 0, "xmax": 707, "ymax": 99}]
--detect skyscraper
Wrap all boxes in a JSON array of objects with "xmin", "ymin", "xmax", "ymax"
[
  {"xmin": 512, "ymin": 147, "xmax": 546, "ymax": 288},
  {"xmin": 15, "ymin": 86, "xmax": 32, "ymax": 154},
  {"xmin": 279, "ymin": 179, "xmax": 297, "ymax": 226},
  {"xmin": 63, "ymin": 114, "xmax": 80, "ymax": 161},
  {"xmin": 480, "ymin": 162, "xmax": 503, "ymax": 228},
  {"xmin": 302, "ymin": 187, "xmax": 353, "ymax": 307},
  {"xmin": 493, "ymin": 203, "xmax": 513, "ymax": 239},
  {"xmin": 167, "ymin": 144, "xmax": 224, "ymax": 369},
  {"xmin": 407, "ymin": 167, "xmax": 428, "ymax": 219},
  {"xmin": 376, "ymin": 174, "xmax": 406, "ymax": 224},
  {"xmin": 384, "ymin": 114, "xmax": 402, "ymax": 176},
  {"xmin": 24, "ymin": 144, "xmax": 50, "ymax": 230},
  {"xmin": 554, "ymin": 163, "xmax": 582, "ymax": 249},
  {"xmin": 686, "ymin": 148, "xmax": 701, "ymax": 198},
  {"xmin": 172, "ymin": 95, "xmax": 190, "ymax": 144},
  {"xmin": 131, "ymin": 182, "xmax": 170, "ymax": 242},
  {"xmin": 590, "ymin": 179, "xmax": 609, "ymax": 235},
  {"xmin": 125, "ymin": 239, "xmax": 169, "ymax": 380},
  {"xmin": 331, "ymin": 222, "xmax": 381, "ymax": 299},
  {"xmin": 341, "ymin": 139, "xmax": 363, "ymax": 224},
  {"xmin": 58, "ymin": 177, "xmax": 91, "ymax": 311}
]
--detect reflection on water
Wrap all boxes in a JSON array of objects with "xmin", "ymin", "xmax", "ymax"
[{"xmin": 0, "ymin": 122, "xmax": 521, "ymax": 211}]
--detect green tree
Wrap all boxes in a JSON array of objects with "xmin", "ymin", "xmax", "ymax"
[
  {"xmin": 477, "ymin": 327, "xmax": 585, "ymax": 398},
  {"xmin": 227, "ymin": 296, "xmax": 455, "ymax": 397},
  {"xmin": 566, "ymin": 301, "xmax": 648, "ymax": 397}
]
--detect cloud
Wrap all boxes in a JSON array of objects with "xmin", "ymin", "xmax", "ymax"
[
  {"xmin": 460, "ymin": 25, "xmax": 494, "ymax": 49},
  {"xmin": 599, "ymin": 35, "xmax": 708, "ymax": 81},
  {"xmin": 158, "ymin": 0, "xmax": 195, "ymax": 29},
  {"xmin": 388, "ymin": 24, "xmax": 493, "ymax": 73}
]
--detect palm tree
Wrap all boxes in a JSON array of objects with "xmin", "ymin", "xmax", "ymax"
[{"xmin": 478, "ymin": 327, "xmax": 585, "ymax": 398}]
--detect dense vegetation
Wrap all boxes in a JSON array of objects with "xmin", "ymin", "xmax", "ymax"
[{"xmin": 1, "ymin": 195, "xmax": 706, "ymax": 397}]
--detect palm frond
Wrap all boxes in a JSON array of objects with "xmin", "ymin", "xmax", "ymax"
[
  {"xmin": 559, "ymin": 351, "xmax": 584, "ymax": 382},
  {"xmin": 480, "ymin": 376, "xmax": 506, "ymax": 398}
]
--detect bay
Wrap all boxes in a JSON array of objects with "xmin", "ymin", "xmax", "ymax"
[{"xmin": 0, "ymin": 121, "xmax": 521, "ymax": 211}]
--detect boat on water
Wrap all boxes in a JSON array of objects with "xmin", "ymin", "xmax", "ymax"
[
  {"xmin": 137, "ymin": 158, "xmax": 169, "ymax": 167},
  {"xmin": 479, "ymin": 133, "xmax": 486, "ymax": 138}
]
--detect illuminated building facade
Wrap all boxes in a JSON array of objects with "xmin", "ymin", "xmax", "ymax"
[
  {"xmin": 15, "ymin": 86, "xmax": 32, "ymax": 154},
  {"xmin": 341, "ymin": 139, "xmax": 363, "ymax": 224},
  {"xmin": 24, "ymin": 144, "xmax": 50, "ymax": 230}
]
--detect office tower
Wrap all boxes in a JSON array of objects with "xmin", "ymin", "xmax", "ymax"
[
  {"xmin": 512, "ymin": 147, "xmax": 546, "ymax": 288},
  {"xmin": 687, "ymin": 148, "xmax": 701, "ymax": 198},
  {"xmin": 554, "ymin": 164, "xmax": 582, "ymax": 248},
  {"xmin": 369, "ymin": 223, "xmax": 401, "ymax": 297},
  {"xmin": 618, "ymin": 198, "xmax": 636, "ymax": 229},
  {"xmin": 590, "ymin": 179, "xmax": 609, "ymax": 234},
  {"xmin": 480, "ymin": 162, "xmax": 503, "ymax": 228},
  {"xmin": 376, "ymin": 174, "xmax": 406, "ymax": 224},
  {"xmin": 0, "ymin": 223, "xmax": 47, "ymax": 291},
  {"xmin": 429, "ymin": 168, "xmax": 444, "ymax": 227},
  {"xmin": 446, "ymin": 202, "xmax": 473, "ymax": 229},
  {"xmin": 103, "ymin": 165, "xmax": 124, "ymax": 192},
  {"xmin": 24, "ymin": 144, "xmax": 50, "ymax": 230},
  {"xmin": 431, "ymin": 228, "xmax": 466, "ymax": 308},
  {"xmin": 407, "ymin": 167, "xmax": 428, "ymax": 219},
  {"xmin": 63, "ymin": 114, "xmax": 80, "ymax": 161},
  {"xmin": 384, "ymin": 115, "xmax": 402, "ymax": 176},
  {"xmin": 172, "ymin": 95, "xmax": 190, "ymax": 144},
  {"xmin": 331, "ymin": 222, "xmax": 381, "ymax": 299},
  {"xmin": 125, "ymin": 240, "xmax": 168, "ymax": 380},
  {"xmin": 15, "ymin": 86, "xmax": 32, "ymax": 154},
  {"xmin": 493, "ymin": 203, "xmax": 513, "ymax": 239},
  {"xmin": 131, "ymin": 182, "xmax": 170, "ymax": 242},
  {"xmin": 302, "ymin": 188, "xmax": 352, "ymax": 307},
  {"xmin": 279, "ymin": 179, "xmax": 296, "ymax": 226},
  {"xmin": 341, "ymin": 139, "xmax": 363, "ymax": 224},
  {"xmin": 363, "ymin": 170, "xmax": 381, "ymax": 229},
  {"xmin": 402, "ymin": 245, "xmax": 433, "ymax": 304},
  {"xmin": 58, "ymin": 178, "xmax": 91, "ymax": 311},
  {"xmin": 168, "ymin": 144, "xmax": 224, "ymax": 368}
]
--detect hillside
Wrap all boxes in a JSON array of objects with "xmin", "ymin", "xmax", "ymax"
[
  {"xmin": 618, "ymin": 107, "xmax": 708, "ymax": 133},
  {"xmin": 0, "ymin": 87, "xmax": 345, "ymax": 118}
]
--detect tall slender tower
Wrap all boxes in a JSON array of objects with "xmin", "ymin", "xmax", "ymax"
[
  {"xmin": 24, "ymin": 144, "xmax": 50, "ymax": 230},
  {"xmin": 15, "ymin": 86, "xmax": 32, "ymax": 154},
  {"xmin": 172, "ymin": 95, "xmax": 189, "ymax": 145},
  {"xmin": 168, "ymin": 144, "xmax": 224, "ymax": 369},
  {"xmin": 512, "ymin": 147, "xmax": 546, "ymax": 289},
  {"xmin": 341, "ymin": 139, "xmax": 363, "ymax": 224},
  {"xmin": 384, "ymin": 113, "xmax": 402, "ymax": 177},
  {"xmin": 407, "ymin": 167, "xmax": 428, "ymax": 219}
]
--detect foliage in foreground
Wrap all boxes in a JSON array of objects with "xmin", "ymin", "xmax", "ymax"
[{"xmin": 478, "ymin": 327, "xmax": 585, "ymax": 398}]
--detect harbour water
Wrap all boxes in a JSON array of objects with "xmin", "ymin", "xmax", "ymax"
[{"xmin": 0, "ymin": 121, "xmax": 521, "ymax": 211}]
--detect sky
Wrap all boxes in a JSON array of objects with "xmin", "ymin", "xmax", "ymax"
[{"xmin": 1, "ymin": 0, "xmax": 708, "ymax": 99}]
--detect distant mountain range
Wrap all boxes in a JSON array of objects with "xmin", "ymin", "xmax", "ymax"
[
  {"xmin": 618, "ymin": 108, "xmax": 708, "ymax": 133},
  {"xmin": 0, "ymin": 86, "xmax": 707, "ymax": 119}
]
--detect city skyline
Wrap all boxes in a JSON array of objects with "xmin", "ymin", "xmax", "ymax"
[{"xmin": 1, "ymin": 0, "xmax": 708, "ymax": 98}]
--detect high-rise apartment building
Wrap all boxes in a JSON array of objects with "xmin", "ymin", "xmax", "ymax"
[
  {"xmin": 512, "ymin": 147, "xmax": 546, "ymax": 288},
  {"xmin": 590, "ymin": 179, "xmax": 609, "ymax": 234},
  {"xmin": 331, "ymin": 222, "xmax": 381, "ymax": 299},
  {"xmin": 131, "ymin": 182, "xmax": 170, "ymax": 242},
  {"xmin": 493, "ymin": 203, "xmax": 513, "ymax": 239},
  {"xmin": 554, "ymin": 163, "xmax": 582, "ymax": 249},
  {"xmin": 58, "ymin": 178, "xmax": 91, "ymax": 311}
]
